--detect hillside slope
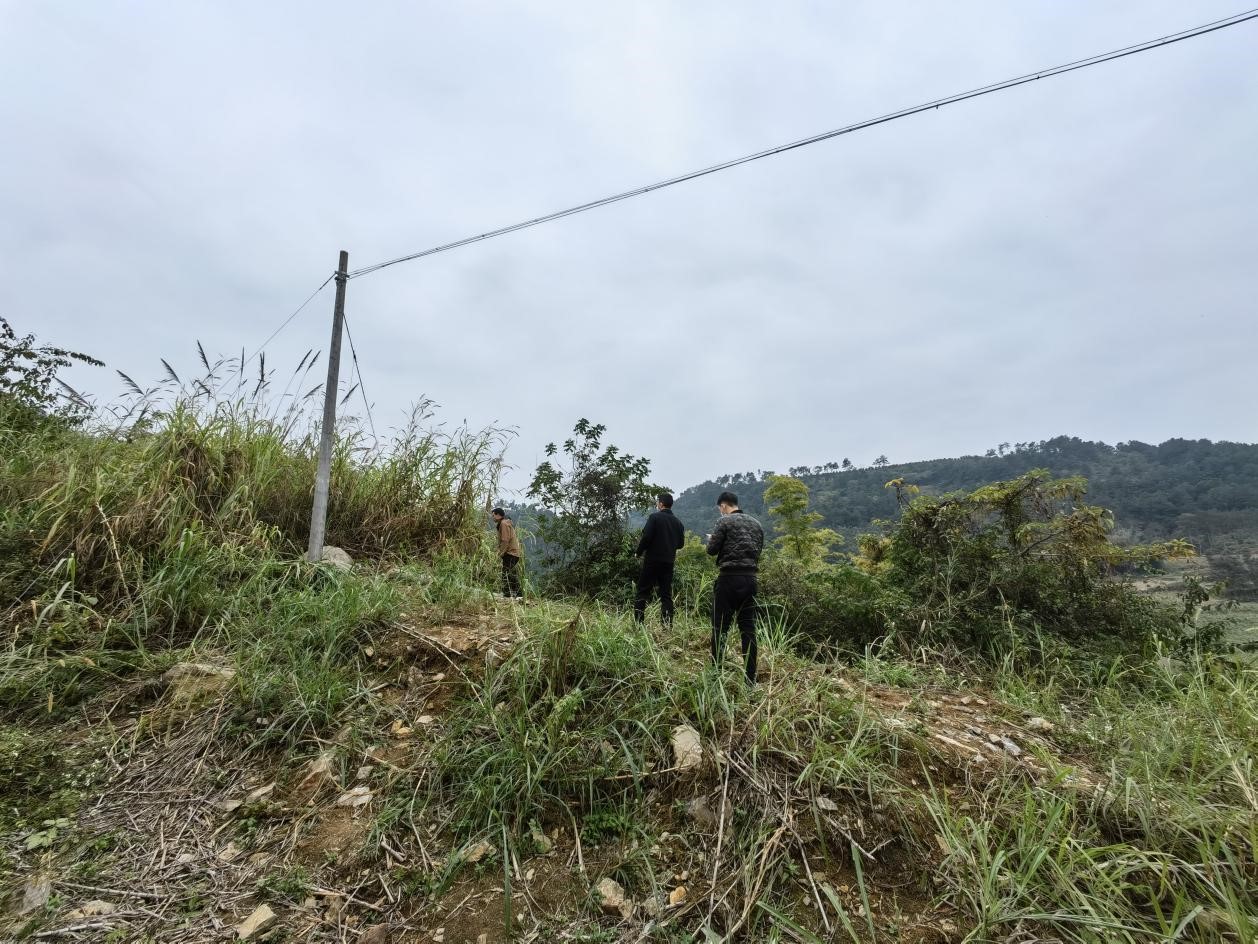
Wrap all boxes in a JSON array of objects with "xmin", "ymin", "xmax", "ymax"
[
  {"xmin": 2, "ymin": 341, "xmax": 1254, "ymax": 941},
  {"xmin": 5, "ymin": 571, "xmax": 1256, "ymax": 943}
]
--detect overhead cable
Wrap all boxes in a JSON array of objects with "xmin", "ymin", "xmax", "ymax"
[{"xmin": 347, "ymin": 8, "xmax": 1258, "ymax": 280}]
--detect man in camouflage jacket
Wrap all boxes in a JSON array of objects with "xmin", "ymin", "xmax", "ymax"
[{"xmin": 705, "ymin": 491, "xmax": 765, "ymax": 683}]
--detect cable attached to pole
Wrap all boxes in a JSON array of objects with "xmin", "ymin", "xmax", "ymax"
[
  {"xmin": 342, "ymin": 312, "xmax": 378, "ymax": 441},
  {"xmin": 246, "ymin": 273, "xmax": 336, "ymax": 365}
]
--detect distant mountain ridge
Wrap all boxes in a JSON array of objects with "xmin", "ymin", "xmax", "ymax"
[{"xmin": 672, "ymin": 436, "xmax": 1258, "ymax": 558}]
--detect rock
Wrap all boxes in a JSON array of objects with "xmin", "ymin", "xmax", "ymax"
[
  {"xmin": 460, "ymin": 839, "xmax": 495, "ymax": 864},
  {"xmin": 246, "ymin": 782, "xmax": 276, "ymax": 803},
  {"xmin": 19, "ymin": 873, "xmax": 51, "ymax": 914},
  {"xmin": 997, "ymin": 736, "xmax": 1022, "ymax": 757},
  {"xmin": 433, "ymin": 927, "xmax": 446, "ymax": 943},
  {"xmin": 1026, "ymin": 717, "xmax": 1055, "ymax": 733},
  {"xmin": 64, "ymin": 899, "xmax": 117, "ymax": 921},
  {"xmin": 323, "ymin": 894, "xmax": 345, "ymax": 920},
  {"xmin": 671, "ymin": 724, "xmax": 703, "ymax": 771},
  {"xmin": 360, "ymin": 925, "xmax": 391, "ymax": 944},
  {"xmin": 297, "ymin": 752, "xmax": 338, "ymax": 793},
  {"xmin": 356, "ymin": 765, "xmax": 374, "ymax": 781},
  {"xmin": 594, "ymin": 877, "xmax": 633, "ymax": 919},
  {"xmin": 236, "ymin": 904, "xmax": 277, "ymax": 940},
  {"xmin": 669, "ymin": 886, "xmax": 688, "ymax": 906},
  {"xmin": 161, "ymin": 662, "xmax": 236, "ymax": 704},
  {"xmin": 321, "ymin": 546, "xmax": 354, "ymax": 571},
  {"xmin": 163, "ymin": 661, "xmax": 235, "ymax": 683},
  {"xmin": 218, "ymin": 842, "xmax": 242, "ymax": 862},
  {"xmin": 529, "ymin": 823, "xmax": 553, "ymax": 854},
  {"xmin": 336, "ymin": 786, "xmax": 372, "ymax": 808},
  {"xmin": 684, "ymin": 796, "xmax": 717, "ymax": 829}
]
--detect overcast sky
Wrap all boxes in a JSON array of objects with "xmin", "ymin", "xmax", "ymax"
[{"xmin": 3, "ymin": 2, "xmax": 1255, "ymax": 496}]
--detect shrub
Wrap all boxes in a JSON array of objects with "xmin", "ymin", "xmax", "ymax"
[
  {"xmin": 751, "ymin": 472, "xmax": 1209, "ymax": 662},
  {"xmin": 757, "ymin": 555, "xmax": 905, "ymax": 653},
  {"xmin": 527, "ymin": 419, "xmax": 663, "ymax": 601}
]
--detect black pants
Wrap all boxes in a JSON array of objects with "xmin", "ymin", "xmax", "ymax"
[
  {"xmin": 634, "ymin": 558, "xmax": 675, "ymax": 626},
  {"xmin": 712, "ymin": 573, "xmax": 757, "ymax": 683},
  {"xmin": 501, "ymin": 554, "xmax": 523, "ymax": 597}
]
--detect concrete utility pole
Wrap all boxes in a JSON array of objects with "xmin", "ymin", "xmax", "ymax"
[{"xmin": 307, "ymin": 250, "xmax": 349, "ymax": 563}]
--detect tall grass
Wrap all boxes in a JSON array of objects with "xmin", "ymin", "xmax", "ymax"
[
  {"xmin": 431, "ymin": 605, "xmax": 680, "ymax": 833},
  {"xmin": 916, "ymin": 656, "xmax": 1258, "ymax": 942},
  {"xmin": 0, "ymin": 352, "xmax": 505, "ymax": 728}
]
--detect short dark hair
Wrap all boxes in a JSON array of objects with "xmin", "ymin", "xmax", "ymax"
[
  {"xmin": 491, "ymin": 507, "xmax": 505, "ymax": 517},
  {"xmin": 716, "ymin": 491, "xmax": 738, "ymax": 507},
  {"xmin": 657, "ymin": 492, "xmax": 674, "ymax": 508}
]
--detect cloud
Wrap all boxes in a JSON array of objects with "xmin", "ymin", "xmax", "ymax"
[{"xmin": 3, "ymin": 1, "xmax": 1254, "ymax": 497}]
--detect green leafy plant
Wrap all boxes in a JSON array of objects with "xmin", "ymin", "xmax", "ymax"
[
  {"xmin": 763, "ymin": 475, "xmax": 840, "ymax": 566},
  {"xmin": 24, "ymin": 816, "xmax": 71, "ymax": 850},
  {"xmin": 0, "ymin": 316, "xmax": 102, "ymax": 426},
  {"xmin": 527, "ymin": 418, "xmax": 663, "ymax": 599}
]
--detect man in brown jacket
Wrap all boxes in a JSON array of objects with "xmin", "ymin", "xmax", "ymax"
[{"xmin": 491, "ymin": 508, "xmax": 524, "ymax": 598}]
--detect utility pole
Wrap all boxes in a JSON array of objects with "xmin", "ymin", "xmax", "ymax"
[{"xmin": 307, "ymin": 250, "xmax": 349, "ymax": 562}]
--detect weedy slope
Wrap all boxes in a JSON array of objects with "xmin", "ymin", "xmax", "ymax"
[{"xmin": 1, "ymin": 356, "xmax": 1254, "ymax": 942}]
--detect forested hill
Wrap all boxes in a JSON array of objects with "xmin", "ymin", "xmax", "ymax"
[{"xmin": 673, "ymin": 436, "xmax": 1258, "ymax": 552}]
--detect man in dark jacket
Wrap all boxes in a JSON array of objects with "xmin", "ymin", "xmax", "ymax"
[
  {"xmin": 634, "ymin": 492, "xmax": 686, "ymax": 626},
  {"xmin": 706, "ymin": 490, "xmax": 765, "ymax": 683}
]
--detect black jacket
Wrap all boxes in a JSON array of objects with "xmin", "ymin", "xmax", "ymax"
[
  {"xmin": 706, "ymin": 510, "xmax": 765, "ymax": 574},
  {"xmin": 636, "ymin": 509, "xmax": 685, "ymax": 564}
]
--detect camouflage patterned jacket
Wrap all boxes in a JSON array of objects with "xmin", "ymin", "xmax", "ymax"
[{"xmin": 706, "ymin": 511, "xmax": 765, "ymax": 574}]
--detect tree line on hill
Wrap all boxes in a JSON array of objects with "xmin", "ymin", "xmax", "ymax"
[{"xmin": 671, "ymin": 436, "xmax": 1258, "ymax": 598}]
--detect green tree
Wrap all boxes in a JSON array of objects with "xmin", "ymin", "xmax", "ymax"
[
  {"xmin": 527, "ymin": 419, "xmax": 663, "ymax": 597},
  {"xmin": 763, "ymin": 475, "xmax": 840, "ymax": 566},
  {"xmin": 0, "ymin": 317, "xmax": 102, "ymax": 427}
]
